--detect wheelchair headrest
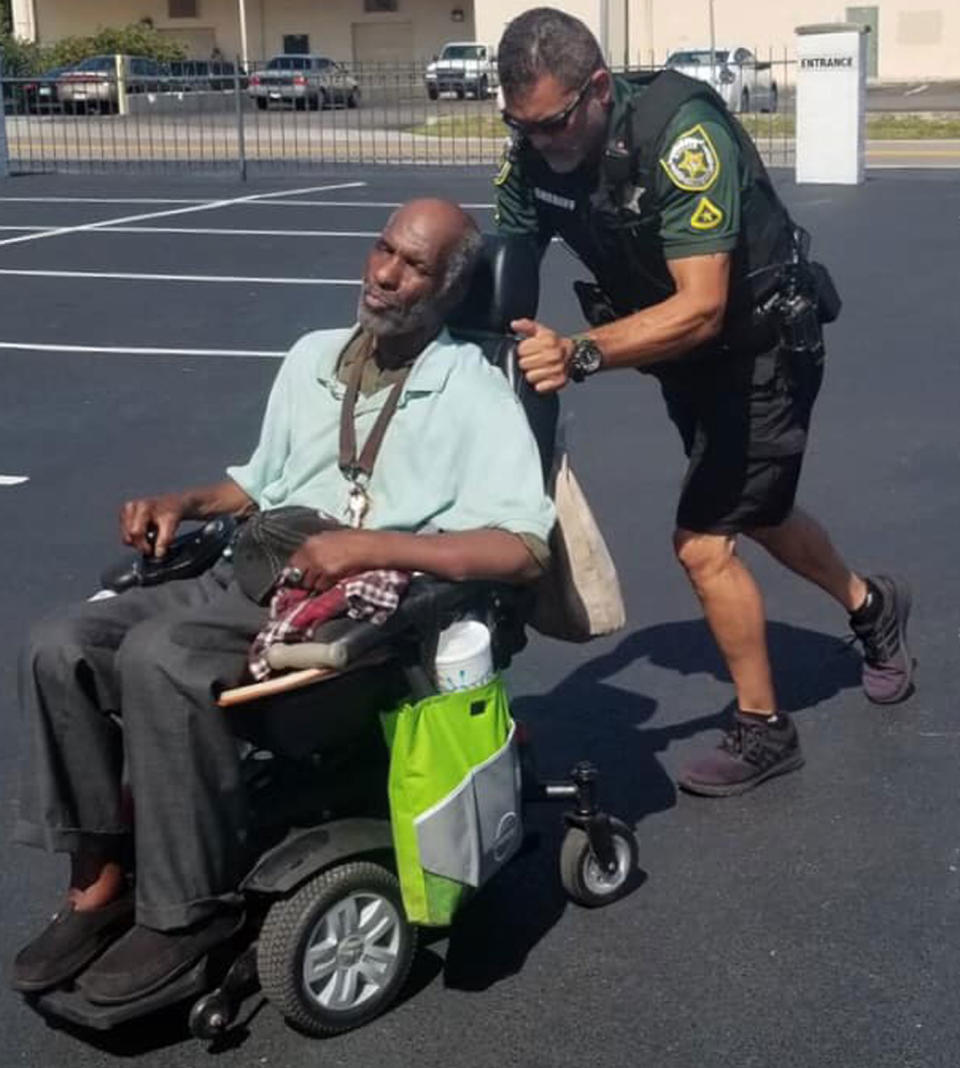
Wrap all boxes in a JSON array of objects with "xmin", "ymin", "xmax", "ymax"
[{"xmin": 446, "ymin": 234, "xmax": 540, "ymax": 334}]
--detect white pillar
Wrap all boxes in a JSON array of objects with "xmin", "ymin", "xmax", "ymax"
[
  {"xmin": 795, "ymin": 23, "xmax": 869, "ymax": 185},
  {"xmin": 237, "ymin": 0, "xmax": 250, "ymax": 72},
  {"xmin": 12, "ymin": 0, "xmax": 38, "ymax": 42},
  {"xmin": 0, "ymin": 56, "xmax": 8, "ymax": 180}
]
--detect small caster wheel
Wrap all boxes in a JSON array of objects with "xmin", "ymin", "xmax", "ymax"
[
  {"xmin": 189, "ymin": 990, "xmax": 231, "ymax": 1040},
  {"xmin": 560, "ymin": 817, "xmax": 638, "ymax": 907}
]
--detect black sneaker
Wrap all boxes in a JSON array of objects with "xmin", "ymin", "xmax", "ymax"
[
  {"xmin": 11, "ymin": 892, "xmax": 134, "ymax": 993},
  {"xmin": 678, "ymin": 711, "xmax": 804, "ymax": 797},
  {"xmin": 850, "ymin": 575, "xmax": 914, "ymax": 704}
]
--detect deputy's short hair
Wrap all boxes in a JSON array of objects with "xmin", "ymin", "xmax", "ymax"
[{"xmin": 498, "ymin": 6, "xmax": 605, "ymax": 98}]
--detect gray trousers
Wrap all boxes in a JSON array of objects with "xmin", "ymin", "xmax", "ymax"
[{"xmin": 14, "ymin": 561, "xmax": 267, "ymax": 930}]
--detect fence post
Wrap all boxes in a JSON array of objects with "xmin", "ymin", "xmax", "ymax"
[
  {"xmin": 114, "ymin": 54, "xmax": 129, "ymax": 116},
  {"xmin": 234, "ymin": 58, "xmax": 247, "ymax": 182},
  {"xmin": 0, "ymin": 56, "xmax": 8, "ymax": 179}
]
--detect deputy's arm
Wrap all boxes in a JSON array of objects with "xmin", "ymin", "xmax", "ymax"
[
  {"xmin": 288, "ymin": 528, "xmax": 542, "ymax": 591},
  {"xmin": 513, "ymin": 252, "xmax": 730, "ymax": 391}
]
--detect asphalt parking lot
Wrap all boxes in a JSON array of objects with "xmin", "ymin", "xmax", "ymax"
[{"xmin": 1, "ymin": 164, "xmax": 959, "ymax": 1068}]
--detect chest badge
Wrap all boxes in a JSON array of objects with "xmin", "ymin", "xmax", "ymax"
[
  {"xmin": 621, "ymin": 184, "xmax": 647, "ymax": 214},
  {"xmin": 660, "ymin": 123, "xmax": 720, "ymax": 192}
]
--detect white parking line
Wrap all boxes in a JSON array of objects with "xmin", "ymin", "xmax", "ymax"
[
  {"xmin": 0, "ymin": 268, "xmax": 358, "ymax": 285},
  {"xmin": 0, "ymin": 341, "xmax": 285, "ymax": 358},
  {"xmin": 0, "ymin": 181, "xmax": 368, "ymax": 249},
  {"xmin": 258, "ymin": 199, "xmax": 496, "ymax": 209},
  {"xmin": 0, "ymin": 196, "xmax": 209, "ymax": 204},
  {"xmin": 0, "ymin": 225, "xmax": 379, "ymax": 238},
  {"xmin": 0, "ymin": 474, "xmax": 30, "ymax": 486}
]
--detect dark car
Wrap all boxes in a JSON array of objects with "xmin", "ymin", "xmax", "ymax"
[
  {"xmin": 17, "ymin": 64, "xmax": 71, "ymax": 113},
  {"xmin": 169, "ymin": 59, "xmax": 246, "ymax": 92}
]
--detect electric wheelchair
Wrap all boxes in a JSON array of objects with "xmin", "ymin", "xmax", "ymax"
[{"xmin": 26, "ymin": 235, "xmax": 640, "ymax": 1044}]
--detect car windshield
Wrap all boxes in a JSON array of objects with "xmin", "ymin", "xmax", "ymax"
[
  {"xmin": 667, "ymin": 50, "xmax": 729, "ymax": 66},
  {"xmin": 267, "ymin": 56, "xmax": 307, "ymax": 70},
  {"xmin": 72, "ymin": 56, "xmax": 115, "ymax": 72},
  {"xmin": 441, "ymin": 46, "xmax": 483, "ymax": 60}
]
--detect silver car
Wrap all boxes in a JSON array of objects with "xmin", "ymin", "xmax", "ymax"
[
  {"xmin": 666, "ymin": 47, "xmax": 779, "ymax": 114},
  {"xmin": 248, "ymin": 55, "xmax": 359, "ymax": 110}
]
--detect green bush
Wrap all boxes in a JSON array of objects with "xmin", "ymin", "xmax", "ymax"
[{"xmin": 1, "ymin": 21, "xmax": 186, "ymax": 76}]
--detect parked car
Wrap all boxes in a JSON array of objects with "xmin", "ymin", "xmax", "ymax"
[
  {"xmin": 425, "ymin": 42, "xmax": 498, "ymax": 100},
  {"xmin": 169, "ymin": 59, "xmax": 246, "ymax": 92},
  {"xmin": 15, "ymin": 64, "xmax": 72, "ymax": 113},
  {"xmin": 57, "ymin": 55, "xmax": 170, "ymax": 113},
  {"xmin": 665, "ymin": 46, "xmax": 778, "ymax": 113},
  {"xmin": 248, "ymin": 55, "xmax": 359, "ymax": 110}
]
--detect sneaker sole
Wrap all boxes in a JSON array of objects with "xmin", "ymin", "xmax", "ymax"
[
  {"xmin": 866, "ymin": 576, "xmax": 914, "ymax": 705},
  {"xmin": 678, "ymin": 751, "xmax": 806, "ymax": 798}
]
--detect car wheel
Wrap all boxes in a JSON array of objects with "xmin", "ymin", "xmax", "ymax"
[
  {"xmin": 739, "ymin": 86, "xmax": 750, "ymax": 114},
  {"xmin": 767, "ymin": 84, "xmax": 779, "ymax": 114},
  {"xmin": 455, "ymin": 85, "xmax": 465, "ymax": 100},
  {"xmin": 347, "ymin": 90, "xmax": 359, "ymax": 109},
  {"xmin": 308, "ymin": 93, "xmax": 320, "ymax": 111},
  {"xmin": 476, "ymin": 76, "xmax": 489, "ymax": 101},
  {"xmin": 427, "ymin": 84, "xmax": 438, "ymax": 101},
  {"xmin": 257, "ymin": 861, "xmax": 417, "ymax": 1037},
  {"xmin": 255, "ymin": 97, "xmax": 267, "ymax": 110}
]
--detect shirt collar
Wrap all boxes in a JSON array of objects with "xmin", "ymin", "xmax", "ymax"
[{"xmin": 316, "ymin": 325, "xmax": 459, "ymax": 403}]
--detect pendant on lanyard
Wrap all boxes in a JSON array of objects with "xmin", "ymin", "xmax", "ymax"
[{"xmin": 338, "ymin": 339, "xmax": 411, "ymax": 529}]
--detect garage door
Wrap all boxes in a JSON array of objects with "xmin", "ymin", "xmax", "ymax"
[{"xmin": 351, "ymin": 21, "xmax": 415, "ymax": 64}]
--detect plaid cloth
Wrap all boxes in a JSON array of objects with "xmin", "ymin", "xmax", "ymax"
[{"xmin": 248, "ymin": 566, "xmax": 410, "ymax": 681}]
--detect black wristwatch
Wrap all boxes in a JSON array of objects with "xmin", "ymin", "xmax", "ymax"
[{"xmin": 568, "ymin": 335, "xmax": 603, "ymax": 383}]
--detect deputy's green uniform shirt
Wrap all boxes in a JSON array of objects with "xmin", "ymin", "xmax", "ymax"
[{"xmin": 494, "ymin": 74, "xmax": 753, "ymax": 318}]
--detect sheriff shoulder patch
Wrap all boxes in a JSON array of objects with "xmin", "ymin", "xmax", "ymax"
[
  {"xmin": 689, "ymin": 196, "xmax": 724, "ymax": 230},
  {"xmin": 660, "ymin": 123, "xmax": 720, "ymax": 192},
  {"xmin": 493, "ymin": 154, "xmax": 512, "ymax": 187}
]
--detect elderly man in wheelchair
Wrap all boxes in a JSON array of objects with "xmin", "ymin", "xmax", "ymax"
[{"xmin": 11, "ymin": 198, "xmax": 637, "ymax": 1041}]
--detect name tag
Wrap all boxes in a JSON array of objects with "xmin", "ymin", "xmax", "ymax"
[{"xmin": 534, "ymin": 188, "xmax": 576, "ymax": 211}]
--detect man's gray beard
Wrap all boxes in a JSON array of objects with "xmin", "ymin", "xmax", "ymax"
[{"xmin": 357, "ymin": 291, "xmax": 445, "ymax": 338}]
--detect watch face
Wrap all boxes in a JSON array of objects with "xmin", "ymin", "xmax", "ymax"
[{"xmin": 573, "ymin": 338, "xmax": 602, "ymax": 377}]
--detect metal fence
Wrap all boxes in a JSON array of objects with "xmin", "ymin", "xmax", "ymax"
[{"xmin": 0, "ymin": 54, "xmax": 796, "ymax": 176}]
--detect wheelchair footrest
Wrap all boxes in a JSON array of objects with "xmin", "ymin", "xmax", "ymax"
[{"xmin": 32, "ymin": 957, "xmax": 210, "ymax": 1031}]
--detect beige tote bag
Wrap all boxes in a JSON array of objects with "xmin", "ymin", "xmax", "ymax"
[{"xmin": 531, "ymin": 450, "xmax": 626, "ymax": 643}]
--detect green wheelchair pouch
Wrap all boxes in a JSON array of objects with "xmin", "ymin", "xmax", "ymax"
[{"xmin": 380, "ymin": 676, "xmax": 523, "ymax": 926}]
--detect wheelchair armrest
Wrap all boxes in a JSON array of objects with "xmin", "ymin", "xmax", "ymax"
[
  {"xmin": 264, "ymin": 573, "xmax": 529, "ymax": 673},
  {"xmin": 100, "ymin": 516, "xmax": 237, "ymax": 593}
]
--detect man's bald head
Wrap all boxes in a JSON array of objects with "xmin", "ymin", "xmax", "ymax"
[{"xmin": 359, "ymin": 198, "xmax": 483, "ymax": 338}]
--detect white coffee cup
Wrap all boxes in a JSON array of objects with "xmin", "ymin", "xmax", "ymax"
[{"xmin": 434, "ymin": 619, "xmax": 494, "ymax": 693}]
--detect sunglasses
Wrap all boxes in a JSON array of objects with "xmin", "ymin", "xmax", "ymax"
[{"xmin": 501, "ymin": 74, "xmax": 595, "ymax": 138}]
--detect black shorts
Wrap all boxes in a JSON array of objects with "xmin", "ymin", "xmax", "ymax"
[{"xmin": 660, "ymin": 340, "xmax": 825, "ymax": 535}]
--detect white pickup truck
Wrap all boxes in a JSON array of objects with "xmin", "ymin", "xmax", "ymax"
[
  {"xmin": 425, "ymin": 42, "xmax": 498, "ymax": 100},
  {"xmin": 665, "ymin": 46, "xmax": 779, "ymax": 114}
]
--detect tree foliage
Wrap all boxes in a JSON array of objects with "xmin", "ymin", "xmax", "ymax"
[{"xmin": 1, "ymin": 21, "xmax": 186, "ymax": 76}]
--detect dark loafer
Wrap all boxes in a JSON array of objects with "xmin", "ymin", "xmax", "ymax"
[
  {"xmin": 11, "ymin": 892, "xmax": 135, "ymax": 993},
  {"xmin": 77, "ymin": 909, "xmax": 244, "ymax": 1005}
]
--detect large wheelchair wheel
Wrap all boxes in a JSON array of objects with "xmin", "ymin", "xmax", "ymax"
[
  {"xmin": 257, "ymin": 861, "xmax": 416, "ymax": 1036},
  {"xmin": 559, "ymin": 818, "xmax": 637, "ymax": 908}
]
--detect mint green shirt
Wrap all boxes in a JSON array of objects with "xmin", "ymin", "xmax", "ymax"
[{"xmin": 227, "ymin": 327, "xmax": 555, "ymax": 543}]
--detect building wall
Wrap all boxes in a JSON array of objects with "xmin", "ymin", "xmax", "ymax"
[
  {"xmin": 26, "ymin": 0, "xmax": 475, "ymax": 64},
  {"xmin": 475, "ymin": 0, "xmax": 958, "ymax": 80}
]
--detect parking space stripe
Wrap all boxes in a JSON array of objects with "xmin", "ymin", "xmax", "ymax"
[
  {"xmin": 0, "ymin": 475, "xmax": 30, "ymax": 486},
  {"xmin": 0, "ymin": 225, "xmax": 379, "ymax": 238},
  {"xmin": 0, "ymin": 342, "xmax": 286, "ymax": 358},
  {"xmin": 258, "ymin": 199, "xmax": 495, "ymax": 209},
  {"xmin": 0, "ymin": 181, "xmax": 367, "ymax": 250},
  {"xmin": 0, "ymin": 196, "xmax": 210, "ymax": 204},
  {"xmin": 0, "ymin": 268, "xmax": 358, "ymax": 285}
]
